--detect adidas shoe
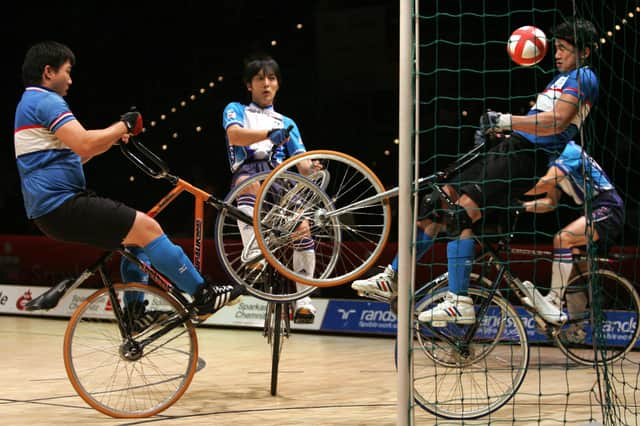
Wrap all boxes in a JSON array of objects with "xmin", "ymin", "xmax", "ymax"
[
  {"xmin": 192, "ymin": 283, "xmax": 244, "ymax": 319},
  {"xmin": 122, "ymin": 300, "xmax": 170, "ymax": 335},
  {"xmin": 417, "ymin": 291, "xmax": 476, "ymax": 326},
  {"xmin": 520, "ymin": 284, "xmax": 567, "ymax": 325},
  {"xmin": 351, "ymin": 265, "xmax": 397, "ymax": 302}
]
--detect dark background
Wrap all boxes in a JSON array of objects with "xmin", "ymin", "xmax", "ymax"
[
  {"xmin": 1, "ymin": 0, "xmax": 638, "ymax": 247},
  {"xmin": 0, "ymin": 0, "xmax": 401, "ymax": 237}
]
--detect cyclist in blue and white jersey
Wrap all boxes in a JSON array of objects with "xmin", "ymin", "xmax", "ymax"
[
  {"xmin": 522, "ymin": 141, "xmax": 624, "ymax": 312},
  {"xmin": 222, "ymin": 55, "xmax": 319, "ymax": 323},
  {"xmin": 355, "ymin": 18, "xmax": 600, "ymax": 327},
  {"xmin": 14, "ymin": 41, "xmax": 242, "ymax": 330}
]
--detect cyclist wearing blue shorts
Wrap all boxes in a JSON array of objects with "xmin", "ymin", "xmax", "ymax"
[
  {"xmin": 520, "ymin": 141, "xmax": 624, "ymax": 317},
  {"xmin": 222, "ymin": 55, "xmax": 319, "ymax": 323}
]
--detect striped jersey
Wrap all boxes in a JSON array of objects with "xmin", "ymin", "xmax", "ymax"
[
  {"xmin": 552, "ymin": 141, "xmax": 614, "ymax": 205},
  {"xmin": 14, "ymin": 86, "xmax": 82, "ymax": 219},
  {"xmin": 222, "ymin": 101, "xmax": 305, "ymax": 173},
  {"xmin": 514, "ymin": 66, "xmax": 599, "ymax": 153}
]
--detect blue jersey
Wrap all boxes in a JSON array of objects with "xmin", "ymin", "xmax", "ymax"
[
  {"xmin": 552, "ymin": 141, "xmax": 614, "ymax": 205},
  {"xmin": 222, "ymin": 102, "xmax": 305, "ymax": 173},
  {"xmin": 14, "ymin": 86, "xmax": 83, "ymax": 219},
  {"xmin": 514, "ymin": 67, "xmax": 599, "ymax": 153}
]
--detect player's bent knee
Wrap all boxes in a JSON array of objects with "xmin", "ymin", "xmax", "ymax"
[{"xmin": 444, "ymin": 205, "xmax": 473, "ymax": 237}]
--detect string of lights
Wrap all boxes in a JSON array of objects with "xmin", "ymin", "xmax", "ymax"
[{"xmin": 124, "ymin": 23, "xmax": 306, "ymax": 183}]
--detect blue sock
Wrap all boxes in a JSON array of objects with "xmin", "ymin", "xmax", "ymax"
[
  {"xmin": 391, "ymin": 228, "xmax": 433, "ymax": 273},
  {"xmin": 143, "ymin": 235, "xmax": 204, "ymax": 295},
  {"xmin": 447, "ymin": 239, "xmax": 475, "ymax": 296},
  {"xmin": 121, "ymin": 246, "xmax": 150, "ymax": 305}
]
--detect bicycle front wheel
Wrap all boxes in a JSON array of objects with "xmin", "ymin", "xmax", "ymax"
[
  {"xmin": 254, "ymin": 150, "xmax": 392, "ymax": 287},
  {"xmin": 63, "ymin": 283, "xmax": 198, "ymax": 418},
  {"xmin": 215, "ymin": 172, "xmax": 316, "ymax": 302},
  {"xmin": 554, "ymin": 269, "xmax": 640, "ymax": 365},
  {"xmin": 267, "ymin": 302, "xmax": 287, "ymax": 396},
  {"xmin": 411, "ymin": 286, "xmax": 529, "ymax": 420}
]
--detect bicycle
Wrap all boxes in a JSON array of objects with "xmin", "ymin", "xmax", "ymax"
[
  {"xmin": 406, "ymin": 208, "xmax": 640, "ymax": 419},
  {"xmin": 251, "ymin": 146, "xmax": 640, "ymax": 420},
  {"xmin": 24, "ymin": 138, "xmax": 330, "ymax": 416}
]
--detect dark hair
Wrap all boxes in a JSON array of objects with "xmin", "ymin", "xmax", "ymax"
[
  {"xmin": 22, "ymin": 40, "xmax": 75, "ymax": 86},
  {"xmin": 242, "ymin": 55, "xmax": 282, "ymax": 86},
  {"xmin": 551, "ymin": 18, "xmax": 598, "ymax": 52}
]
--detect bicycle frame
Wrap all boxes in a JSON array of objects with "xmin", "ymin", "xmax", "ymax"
[{"xmin": 26, "ymin": 137, "xmax": 253, "ymax": 311}]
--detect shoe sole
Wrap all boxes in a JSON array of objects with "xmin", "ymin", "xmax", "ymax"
[
  {"xmin": 294, "ymin": 315, "xmax": 315, "ymax": 324},
  {"xmin": 353, "ymin": 288, "xmax": 392, "ymax": 303},
  {"xmin": 419, "ymin": 318, "xmax": 476, "ymax": 327}
]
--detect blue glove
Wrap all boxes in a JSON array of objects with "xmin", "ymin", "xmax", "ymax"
[
  {"xmin": 473, "ymin": 129, "xmax": 486, "ymax": 146},
  {"xmin": 480, "ymin": 110, "xmax": 512, "ymax": 132},
  {"xmin": 267, "ymin": 124, "xmax": 294, "ymax": 146}
]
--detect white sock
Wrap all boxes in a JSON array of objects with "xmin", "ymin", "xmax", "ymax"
[
  {"xmin": 550, "ymin": 248, "xmax": 573, "ymax": 296},
  {"xmin": 236, "ymin": 194, "xmax": 256, "ymax": 251},
  {"xmin": 293, "ymin": 246, "xmax": 315, "ymax": 294}
]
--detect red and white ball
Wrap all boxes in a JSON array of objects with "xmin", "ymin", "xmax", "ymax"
[{"xmin": 507, "ymin": 26, "xmax": 548, "ymax": 66}]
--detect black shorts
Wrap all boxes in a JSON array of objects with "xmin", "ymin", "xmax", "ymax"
[
  {"xmin": 34, "ymin": 191, "xmax": 137, "ymax": 250},
  {"xmin": 591, "ymin": 190, "xmax": 624, "ymax": 249},
  {"xmin": 453, "ymin": 133, "xmax": 552, "ymax": 210}
]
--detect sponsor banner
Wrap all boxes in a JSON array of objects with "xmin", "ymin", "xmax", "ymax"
[
  {"xmin": 321, "ymin": 299, "xmax": 397, "ymax": 335},
  {"xmin": 0, "ymin": 285, "xmax": 327, "ymax": 331},
  {"xmin": 2, "ymin": 284, "xmax": 639, "ymax": 348},
  {"xmin": 203, "ymin": 297, "xmax": 328, "ymax": 331}
]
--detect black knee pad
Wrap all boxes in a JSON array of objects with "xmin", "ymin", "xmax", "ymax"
[
  {"xmin": 444, "ymin": 204, "xmax": 473, "ymax": 237},
  {"xmin": 418, "ymin": 190, "xmax": 443, "ymax": 222}
]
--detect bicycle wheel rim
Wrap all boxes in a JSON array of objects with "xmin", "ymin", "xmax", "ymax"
[
  {"xmin": 63, "ymin": 283, "xmax": 198, "ymax": 418},
  {"xmin": 411, "ymin": 286, "xmax": 529, "ymax": 419},
  {"xmin": 214, "ymin": 172, "xmax": 316, "ymax": 302},
  {"xmin": 555, "ymin": 269, "xmax": 640, "ymax": 366},
  {"xmin": 254, "ymin": 150, "xmax": 392, "ymax": 287}
]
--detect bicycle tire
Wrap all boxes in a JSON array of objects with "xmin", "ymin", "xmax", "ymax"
[
  {"xmin": 63, "ymin": 282, "xmax": 198, "ymax": 418},
  {"xmin": 409, "ymin": 286, "xmax": 529, "ymax": 420},
  {"xmin": 270, "ymin": 302, "xmax": 284, "ymax": 396},
  {"xmin": 254, "ymin": 150, "xmax": 392, "ymax": 287},
  {"xmin": 554, "ymin": 269, "xmax": 640, "ymax": 365},
  {"xmin": 413, "ymin": 274, "xmax": 505, "ymax": 368},
  {"xmin": 215, "ymin": 172, "xmax": 316, "ymax": 302}
]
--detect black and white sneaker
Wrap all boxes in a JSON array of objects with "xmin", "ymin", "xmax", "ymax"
[
  {"xmin": 123, "ymin": 300, "xmax": 171, "ymax": 335},
  {"xmin": 192, "ymin": 283, "xmax": 244, "ymax": 318}
]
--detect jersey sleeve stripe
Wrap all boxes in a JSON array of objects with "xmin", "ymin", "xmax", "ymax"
[{"xmin": 50, "ymin": 112, "xmax": 74, "ymax": 130}]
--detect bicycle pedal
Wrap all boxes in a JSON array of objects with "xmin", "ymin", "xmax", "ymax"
[{"xmin": 430, "ymin": 320, "xmax": 447, "ymax": 328}]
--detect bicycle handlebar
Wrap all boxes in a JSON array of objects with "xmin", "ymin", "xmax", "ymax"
[{"xmin": 120, "ymin": 137, "xmax": 175, "ymax": 182}]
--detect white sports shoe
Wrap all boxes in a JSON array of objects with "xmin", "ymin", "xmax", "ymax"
[
  {"xmin": 520, "ymin": 283, "xmax": 567, "ymax": 325},
  {"xmin": 351, "ymin": 265, "xmax": 397, "ymax": 302},
  {"xmin": 294, "ymin": 297, "xmax": 316, "ymax": 324},
  {"xmin": 418, "ymin": 291, "xmax": 476, "ymax": 326}
]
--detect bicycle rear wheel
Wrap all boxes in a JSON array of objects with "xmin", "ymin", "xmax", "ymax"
[
  {"xmin": 215, "ymin": 172, "xmax": 316, "ymax": 302},
  {"xmin": 63, "ymin": 282, "xmax": 198, "ymax": 418},
  {"xmin": 411, "ymin": 286, "xmax": 529, "ymax": 419},
  {"xmin": 254, "ymin": 150, "xmax": 392, "ymax": 287},
  {"xmin": 554, "ymin": 269, "xmax": 640, "ymax": 365}
]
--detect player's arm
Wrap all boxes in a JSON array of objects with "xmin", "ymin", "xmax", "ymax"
[
  {"xmin": 484, "ymin": 92, "xmax": 580, "ymax": 136},
  {"xmin": 522, "ymin": 165, "xmax": 565, "ymax": 213},
  {"xmin": 55, "ymin": 120, "xmax": 129, "ymax": 163},
  {"xmin": 226, "ymin": 123, "xmax": 271, "ymax": 146},
  {"xmin": 511, "ymin": 93, "xmax": 580, "ymax": 136}
]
